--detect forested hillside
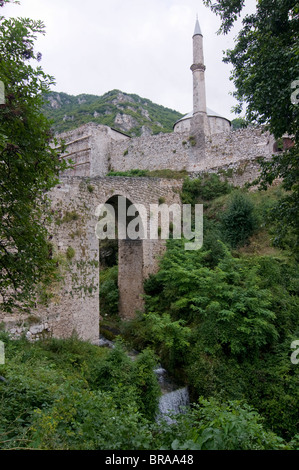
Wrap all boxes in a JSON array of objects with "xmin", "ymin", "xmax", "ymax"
[{"xmin": 42, "ymin": 89, "xmax": 184, "ymax": 136}]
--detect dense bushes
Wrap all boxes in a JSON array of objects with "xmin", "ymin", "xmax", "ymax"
[
  {"xmin": 156, "ymin": 398, "xmax": 286, "ymax": 450},
  {"xmin": 1, "ymin": 313, "xmax": 298, "ymax": 449},
  {"xmin": 0, "ymin": 332, "xmax": 293, "ymax": 450},
  {"xmin": 0, "ymin": 335, "xmax": 161, "ymax": 449},
  {"xmin": 129, "ymin": 236, "xmax": 299, "ymax": 440},
  {"xmin": 222, "ymin": 193, "xmax": 258, "ymax": 247},
  {"xmin": 181, "ymin": 174, "xmax": 232, "ymax": 204},
  {"xmin": 144, "ymin": 241, "xmax": 278, "ymax": 354},
  {"xmin": 122, "ymin": 311, "xmax": 191, "ymax": 374}
]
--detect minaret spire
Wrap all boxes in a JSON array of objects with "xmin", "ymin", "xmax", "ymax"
[
  {"xmin": 193, "ymin": 15, "xmax": 202, "ymax": 36},
  {"xmin": 191, "ymin": 16, "xmax": 207, "ymax": 116}
]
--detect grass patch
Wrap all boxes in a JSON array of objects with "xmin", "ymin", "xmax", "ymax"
[
  {"xmin": 107, "ymin": 169, "xmax": 188, "ymax": 179},
  {"xmin": 66, "ymin": 246, "xmax": 75, "ymax": 260}
]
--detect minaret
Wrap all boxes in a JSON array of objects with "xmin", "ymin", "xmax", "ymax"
[{"xmin": 190, "ymin": 16, "xmax": 209, "ymax": 139}]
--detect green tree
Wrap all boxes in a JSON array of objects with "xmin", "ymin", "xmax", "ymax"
[
  {"xmin": 144, "ymin": 241, "xmax": 278, "ymax": 357},
  {"xmin": 204, "ymin": 0, "xmax": 299, "ymax": 256},
  {"xmin": 0, "ymin": 2, "xmax": 67, "ymax": 311},
  {"xmin": 231, "ymin": 117, "xmax": 247, "ymax": 129},
  {"xmin": 181, "ymin": 173, "xmax": 232, "ymax": 205},
  {"xmin": 222, "ymin": 192, "xmax": 258, "ymax": 248}
]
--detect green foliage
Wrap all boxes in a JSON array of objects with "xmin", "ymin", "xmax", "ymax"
[
  {"xmin": 221, "ymin": 192, "xmax": 258, "ymax": 248},
  {"xmin": 147, "ymin": 169, "xmax": 189, "ymax": 179},
  {"xmin": 132, "ymin": 348, "xmax": 161, "ymax": 421},
  {"xmin": 0, "ymin": 5, "xmax": 67, "ymax": 312},
  {"xmin": 205, "ymin": 0, "xmax": 299, "ymax": 139},
  {"xmin": 181, "ymin": 174, "xmax": 232, "ymax": 204},
  {"xmin": 0, "ymin": 335, "xmax": 160, "ymax": 450},
  {"xmin": 107, "ymin": 169, "xmax": 149, "ymax": 177},
  {"xmin": 30, "ymin": 387, "xmax": 152, "ymax": 450},
  {"xmin": 203, "ymin": 0, "xmax": 249, "ymax": 35},
  {"xmin": 258, "ymin": 146, "xmax": 299, "ymax": 258},
  {"xmin": 144, "ymin": 241, "xmax": 278, "ymax": 356},
  {"xmin": 159, "ymin": 397, "xmax": 286, "ymax": 450},
  {"xmin": 123, "ymin": 212, "xmax": 299, "ymax": 439},
  {"xmin": 231, "ymin": 117, "xmax": 248, "ymax": 129},
  {"xmin": 99, "ymin": 239, "xmax": 118, "ymax": 268},
  {"xmin": 99, "ymin": 265, "xmax": 119, "ymax": 316},
  {"xmin": 61, "ymin": 210, "xmax": 79, "ymax": 223},
  {"xmin": 1, "ymin": 1, "xmax": 299, "ymax": 451},
  {"xmin": 188, "ymin": 136, "xmax": 196, "ymax": 147},
  {"xmin": 0, "ymin": 334, "xmax": 105, "ymax": 448},
  {"xmin": 186, "ymin": 254, "xmax": 299, "ymax": 438},
  {"xmin": 122, "ymin": 311, "xmax": 191, "ymax": 373},
  {"xmin": 107, "ymin": 168, "xmax": 189, "ymax": 179},
  {"xmin": 0, "ymin": 330, "xmax": 297, "ymax": 449}
]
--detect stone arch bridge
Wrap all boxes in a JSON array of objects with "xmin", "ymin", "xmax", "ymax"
[{"xmin": 39, "ymin": 175, "xmax": 183, "ymax": 343}]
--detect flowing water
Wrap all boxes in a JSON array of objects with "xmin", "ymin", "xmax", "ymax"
[
  {"xmin": 98, "ymin": 335, "xmax": 190, "ymax": 422},
  {"xmin": 98, "ymin": 335, "xmax": 115, "ymax": 348},
  {"xmin": 154, "ymin": 366, "xmax": 189, "ymax": 423}
]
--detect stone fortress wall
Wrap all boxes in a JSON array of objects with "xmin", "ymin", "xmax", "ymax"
[
  {"xmin": 111, "ymin": 126, "xmax": 274, "ymax": 175},
  {"xmin": 56, "ymin": 122, "xmax": 275, "ymax": 182}
]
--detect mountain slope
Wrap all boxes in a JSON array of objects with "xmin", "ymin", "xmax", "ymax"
[{"xmin": 42, "ymin": 89, "xmax": 184, "ymax": 137}]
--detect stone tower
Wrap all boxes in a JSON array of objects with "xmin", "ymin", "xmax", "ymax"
[{"xmin": 190, "ymin": 16, "xmax": 209, "ymax": 144}]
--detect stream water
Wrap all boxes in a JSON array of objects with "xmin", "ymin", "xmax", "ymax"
[
  {"xmin": 98, "ymin": 335, "xmax": 190, "ymax": 422},
  {"xmin": 154, "ymin": 366, "xmax": 189, "ymax": 423}
]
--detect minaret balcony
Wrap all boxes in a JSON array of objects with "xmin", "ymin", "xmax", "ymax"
[{"xmin": 190, "ymin": 63, "xmax": 206, "ymax": 72}]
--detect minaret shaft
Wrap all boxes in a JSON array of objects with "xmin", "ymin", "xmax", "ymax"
[
  {"xmin": 190, "ymin": 18, "xmax": 209, "ymax": 137},
  {"xmin": 191, "ymin": 28, "xmax": 207, "ymax": 116}
]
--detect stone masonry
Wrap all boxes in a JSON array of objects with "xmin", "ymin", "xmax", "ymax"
[{"xmin": 54, "ymin": 122, "xmax": 274, "ymax": 178}]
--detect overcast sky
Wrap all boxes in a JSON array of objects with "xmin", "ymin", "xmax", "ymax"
[{"xmin": 4, "ymin": 0, "xmax": 257, "ymax": 120}]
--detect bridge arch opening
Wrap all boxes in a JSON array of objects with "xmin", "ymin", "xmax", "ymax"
[{"xmin": 99, "ymin": 195, "xmax": 145, "ymax": 321}]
